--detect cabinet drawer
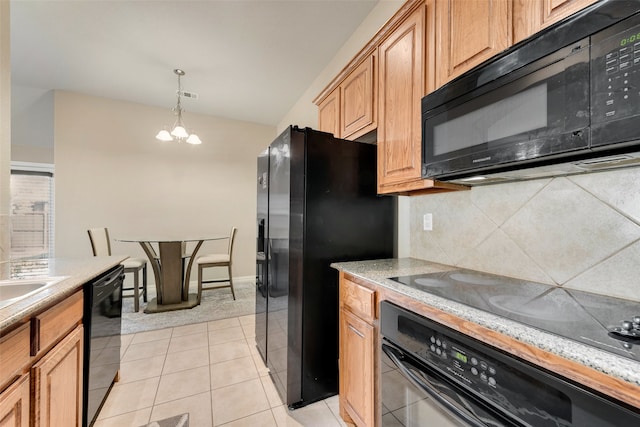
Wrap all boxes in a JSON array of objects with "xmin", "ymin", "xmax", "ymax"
[
  {"xmin": 33, "ymin": 291, "xmax": 83, "ymax": 356},
  {"xmin": 0, "ymin": 323, "xmax": 31, "ymax": 391},
  {"xmin": 341, "ymin": 277, "xmax": 375, "ymax": 322}
]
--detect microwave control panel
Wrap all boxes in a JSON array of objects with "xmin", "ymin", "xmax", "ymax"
[{"xmin": 592, "ymin": 14, "xmax": 640, "ymax": 126}]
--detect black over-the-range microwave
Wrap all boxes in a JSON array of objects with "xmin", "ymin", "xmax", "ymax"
[{"xmin": 422, "ymin": 0, "xmax": 640, "ymax": 185}]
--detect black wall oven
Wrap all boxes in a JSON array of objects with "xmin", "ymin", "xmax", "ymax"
[
  {"xmin": 422, "ymin": 0, "xmax": 640, "ymax": 184},
  {"xmin": 380, "ymin": 301, "xmax": 640, "ymax": 427}
]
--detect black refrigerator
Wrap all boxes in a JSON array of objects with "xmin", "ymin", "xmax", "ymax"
[{"xmin": 255, "ymin": 126, "xmax": 394, "ymax": 409}]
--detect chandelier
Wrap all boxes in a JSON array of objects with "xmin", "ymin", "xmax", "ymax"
[{"xmin": 155, "ymin": 69, "xmax": 202, "ymax": 144}]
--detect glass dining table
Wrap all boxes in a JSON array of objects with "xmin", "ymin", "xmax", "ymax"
[{"xmin": 116, "ymin": 235, "xmax": 227, "ymax": 313}]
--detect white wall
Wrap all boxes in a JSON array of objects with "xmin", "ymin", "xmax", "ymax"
[
  {"xmin": 11, "ymin": 85, "xmax": 54, "ymax": 163},
  {"xmin": 54, "ymin": 91, "xmax": 275, "ymax": 282},
  {"xmin": 0, "ymin": 0, "xmax": 10, "ymax": 273}
]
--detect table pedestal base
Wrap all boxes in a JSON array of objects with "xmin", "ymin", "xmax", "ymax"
[{"xmin": 143, "ymin": 293, "xmax": 199, "ymax": 313}]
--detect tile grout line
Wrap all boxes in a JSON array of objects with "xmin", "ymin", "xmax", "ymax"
[
  {"xmin": 101, "ymin": 314, "xmax": 346, "ymax": 426},
  {"xmin": 207, "ymin": 319, "xmax": 215, "ymax": 427},
  {"xmin": 147, "ymin": 326, "xmax": 171, "ymax": 425}
]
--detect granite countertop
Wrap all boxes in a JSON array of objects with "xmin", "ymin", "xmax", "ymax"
[
  {"xmin": 331, "ymin": 258, "xmax": 640, "ymax": 389},
  {"xmin": 0, "ymin": 256, "xmax": 126, "ymax": 332}
]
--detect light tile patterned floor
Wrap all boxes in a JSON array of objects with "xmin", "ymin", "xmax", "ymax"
[{"xmin": 94, "ymin": 314, "xmax": 347, "ymax": 427}]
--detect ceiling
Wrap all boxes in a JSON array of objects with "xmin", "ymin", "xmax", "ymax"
[{"xmin": 10, "ymin": 0, "xmax": 379, "ymax": 126}]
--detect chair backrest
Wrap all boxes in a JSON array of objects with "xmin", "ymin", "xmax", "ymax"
[
  {"xmin": 87, "ymin": 227, "xmax": 112, "ymax": 256},
  {"xmin": 228, "ymin": 227, "xmax": 237, "ymax": 256}
]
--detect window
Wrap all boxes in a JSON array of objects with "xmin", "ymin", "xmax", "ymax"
[{"xmin": 10, "ymin": 162, "xmax": 54, "ymax": 276}]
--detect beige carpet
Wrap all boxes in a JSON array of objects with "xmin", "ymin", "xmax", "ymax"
[{"xmin": 121, "ymin": 279, "xmax": 255, "ymax": 335}]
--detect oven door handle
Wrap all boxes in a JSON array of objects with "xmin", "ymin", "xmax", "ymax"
[{"xmin": 382, "ymin": 343, "xmax": 487, "ymax": 427}]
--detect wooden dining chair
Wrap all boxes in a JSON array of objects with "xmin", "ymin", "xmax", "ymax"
[
  {"xmin": 195, "ymin": 227, "xmax": 237, "ymax": 303},
  {"xmin": 87, "ymin": 227, "xmax": 148, "ymax": 312}
]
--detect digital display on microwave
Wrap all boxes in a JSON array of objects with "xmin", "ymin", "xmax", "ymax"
[
  {"xmin": 619, "ymin": 31, "xmax": 640, "ymax": 46},
  {"xmin": 433, "ymin": 83, "xmax": 548, "ymax": 156}
]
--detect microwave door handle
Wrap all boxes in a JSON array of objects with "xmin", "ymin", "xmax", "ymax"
[{"xmin": 382, "ymin": 343, "xmax": 487, "ymax": 427}]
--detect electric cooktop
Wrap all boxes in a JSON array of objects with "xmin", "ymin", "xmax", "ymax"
[{"xmin": 391, "ymin": 269, "xmax": 640, "ymax": 362}]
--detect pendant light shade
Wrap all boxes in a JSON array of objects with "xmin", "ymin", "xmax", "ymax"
[
  {"xmin": 155, "ymin": 129, "xmax": 173, "ymax": 141},
  {"xmin": 186, "ymin": 134, "xmax": 202, "ymax": 145}
]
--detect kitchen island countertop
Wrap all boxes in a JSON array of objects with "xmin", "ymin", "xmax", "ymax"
[
  {"xmin": 331, "ymin": 258, "xmax": 640, "ymax": 391},
  {"xmin": 0, "ymin": 256, "xmax": 126, "ymax": 332}
]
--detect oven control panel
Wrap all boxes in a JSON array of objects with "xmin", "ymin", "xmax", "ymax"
[
  {"xmin": 386, "ymin": 305, "xmax": 574, "ymax": 425},
  {"xmin": 423, "ymin": 331, "xmax": 501, "ymax": 391},
  {"xmin": 382, "ymin": 286, "xmax": 640, "ymax": 425}
]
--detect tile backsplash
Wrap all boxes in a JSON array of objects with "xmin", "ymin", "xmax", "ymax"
[{"xmin": 409, "ymin": 167, "xmax": 640, "ymax": 301}]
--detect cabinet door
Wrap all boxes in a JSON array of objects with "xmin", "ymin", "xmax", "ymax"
[
  {"xmin": 377, "ymin": 5, "xmax": 425, "ymax": 192},
  {"xmin": 340, "ymin": 308, "xmax": 375, "ymax": 427},
  {"xmin": 318, "ymin": 88, "xmax": 340, "ymax": 137},
  {"xmin": 0, "ymin": 374, "xmax": 30, "ymax": 427},
  {"xmin": 341, "ymin": 55, "xmax": 376, "ymax": 140},
  {"xmin": 436, "ymin": 0, "xmax": 512, "ymax": 87},
  {"xmin": 514, "ymin": 0, "xmax": 597, "ymax": 43},
  {"xmin": 32, "ymin": 325, "xmax": 83, "ymax": 427}
]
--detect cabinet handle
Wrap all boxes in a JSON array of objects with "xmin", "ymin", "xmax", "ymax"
[
  {"xmin": 30, "ymin": 317, "xmax": 40, "ymax": 356},
  {"xmin": 347, "ymin": 323, "xmax": 365, "ymax": 338}
]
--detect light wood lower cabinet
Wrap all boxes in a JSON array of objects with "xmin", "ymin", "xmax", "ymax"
[
  {"xmin": 0, "ymin": 324, "xmax": 31, "ymax": 392},
  {"xmin": 340, "ymin": 308, "xmax": 375, "ymax": 427},
  {"xmin": 32, "ymin": 325, "xmax": 83, "ymax": 427},
  {"xmin": 0, "ymin": 290, "xmax": 84, "ymax": 427},
  {"xmin": 339, "ymin": 274, "xmax": 377, "ymax": 427},
  {"xmin": 0, "ymin": 373, "xmax": 30, "ymax": 427}
]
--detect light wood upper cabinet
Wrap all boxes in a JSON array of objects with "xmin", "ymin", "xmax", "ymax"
[
  {"xmin": 315, "ymin": 0, "xmax": 468, "ymax": 196},
  {"xmin": 435, "ymin": 0, "xmax": 512, "ymax": 87},
  {"xmin": 341, "ymin": 55, "xmax": 376, "ymax": 140},
  {"xmin": 513, "ymin": 0, "xmax": 598, "ymax": 43},
  {"xmin": 318, "ymin": 54, "xmax": 376, "ymax": 140},
  {"xmin": 315, "ymin": 0, "xmax": 597, "ymax": 196},
  {"xmin": 377, "ymin": 5, "xmax": 425, "ymax": 193},
  {"xmin": 318, "ymin": 88, "xmax": 340, "ymax": 137}
]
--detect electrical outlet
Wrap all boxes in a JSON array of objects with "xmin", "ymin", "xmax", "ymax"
[{"xmin": 423, "ymin": 213, "xmax": 433, "ymax": 231}]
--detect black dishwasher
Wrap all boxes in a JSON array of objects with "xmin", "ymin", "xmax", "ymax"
[{"xmin": 83, "ymin": 265, "xmax": 124, "ymax": 427}]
